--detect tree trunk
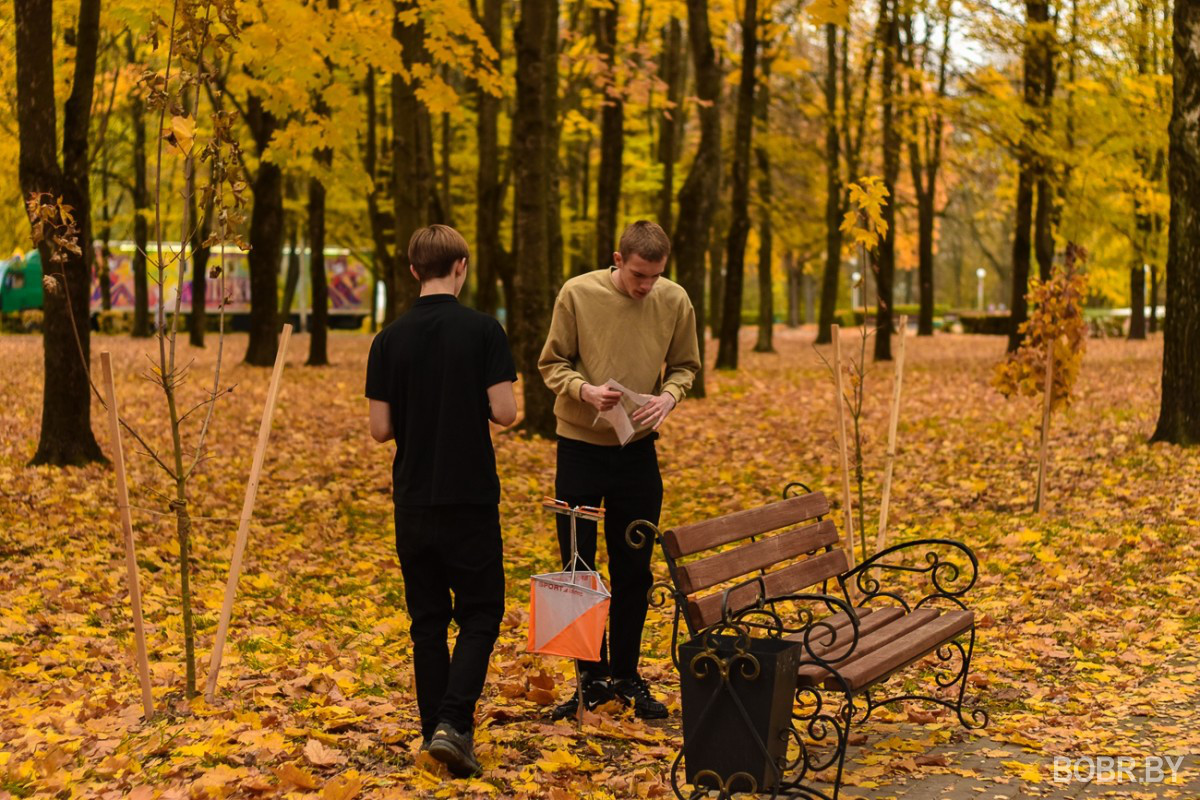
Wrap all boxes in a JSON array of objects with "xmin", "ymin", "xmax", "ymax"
[
  {"xmin": 753, "ymin": 52, "xmax": 773, "ymax": 354},
  {"xmin": 874, "ymin": 0, "xmax": 900, "ymax": 362},
  {"xmin": 440, "ymin": 93, "xmax": 454, "ymax": 228},
  {"xmin": 128, "ymin": 35, "xmax": 150, "ymax": 338},
  {"xmin": 281, "ymin": 214, "xmax": 301, "ymax": 325},
  {"xmin": 784, "ymin": 252, "xmax": 800, "ymax": 327},
  {"xmin": 308, "ymin": 1, "xmax": 336, "ymax": 365},
  {"xmin": 1009, "ymin": 0, "xmax": 1049, "ymax": 352},
  {"xmin": 513, "ymin": 0, "xmax": 559, "ymax": 435},
  {"xmin": 98, "ymin": 241, "xmax": 113, "ymax": 311},
  {"xmin": 180, "ymin": 86, "xmax": 201, "ymax": 348},
  {"xmin": 816, "ymin": 23, "xmax": 841, "ymax": 346},
  {"xmin": 1034, "ymin": 174, "xmax": 1054, "ymax": 281},
  {"xmin": 1130, "ymin": 0, "xmax": 1157, "ymax": 342},
  {"xmin": 1129, "ymin": 265, "xmax": 1147, "ymax": 339},
  {"xmin": 916, "ymin": 191, "xmax": 935, "ymax": 332},
  {"xmin": 708, "ymin": 218, "xmax": 724, "ymax": 337},
  {"xmin": 16, "ymin": 0, "xmax": 104, "ymax": 466},
  {"xmin": 1149, "ymin": 262, "xmax": 1159, "ymax": 333},
  {"xmin": 715, "ymin": 0, "xmax": 757, "ymax": 371},
  {"xmin": 1151, "ymin": 0, "xmax": 1200, "ymax": 445},
  {"xmin": 657, "ymin": 17, "xmax": 685, "ymax": 239},
  {"xmin": 594, "ymin": 3, "xmax": 623, "ymax": 267},
  {"xmin": 308, "ymin": 176, "xmax": 329, "ymax": 365},
  {"xmin": 97, "ymin": 69, "xmax": 115, "ymax": 313},
  {"xmin": 545, "ymin": 8, "xmax": 565, "ymax": 298},
  {"xmin": 1009, "ymin": 160, "xmax": 1034, "ymax": 352},
  {"xmin": 672, "ymin": 0, "xmax": 720, "ymax": 399},
  {"xmin": 392, "ymin": 0, "xmax": 444, "ymax": 319},
  {"xmin": 567, "ymin": 131, "xmax": 591, "ymax": 275},
  {"xmin": 244, "ymin": 93, "xmax": 282, "ymax": 366},
  {"xmin": 1033, "ymin": 20, "xmax": 1057, "ymax": 282},
  {"xmin": 189, "ymin": 189, "xmax": 212, "ymax": 347},
  {"xmin": 905, "ymin": 8, "xmax": 949, "ymax": 337},
  {"xmin": 804, "ymin": 269, "xmax": 815, "ymax": 325},
  {"xmin": 473, "ymin": 0, "xmax": 507, "ymax": 316},
  {"xmin": 363, "ymin": 68, "xmax": 396, "ymax": 325}
]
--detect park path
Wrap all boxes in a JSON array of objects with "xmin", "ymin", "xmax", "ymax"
[{"xmin": 822, "ymin": 649, "xmax": 1200, "ymax": 799}]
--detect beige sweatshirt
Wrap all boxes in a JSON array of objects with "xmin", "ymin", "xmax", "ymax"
[{"xmin": 538, "ymin": 268, "xmax": 701, "ymax": 445}]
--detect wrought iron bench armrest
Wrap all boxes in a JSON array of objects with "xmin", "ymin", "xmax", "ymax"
[
  {"xmin": 838, "ymin": 537, "xmax": 980, "ymax": 612},
  {"xmin": 715, "ymin": 574, "xmax": 864, "ymax": 667}
]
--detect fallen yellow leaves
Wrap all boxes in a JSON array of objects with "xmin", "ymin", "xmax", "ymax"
[
  {"xmin": 1002, "ymin": 759, "xmax": 1043, "ymax": 783},
  {"xmin": 275, "ymin": 761, "xmax": 321, "ymax": 790},
  {"xmin": 323, "ymin": 770, "xmax": 365, "ymax": 800},
  {"xmin": 305, "ymin": 737, "xmax": 348, "ymax": 766},
  {"xmin": 0, "ymin": 333, "xmax": 1196, "ymax": 798}
]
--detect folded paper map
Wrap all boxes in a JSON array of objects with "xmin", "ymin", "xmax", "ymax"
[{"xmin": 593, "ymin": 379, "xmax": 651, "ymax": 446}]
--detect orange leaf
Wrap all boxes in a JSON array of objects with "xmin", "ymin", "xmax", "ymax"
[
  {"xmin": 323, "ymin": 773, "xmax": 364, "ymax": 800},
  {"xmin": 275, "ymin": 762, "xmax": 321, "ymax": 790},
  {"xmin": 305, "ymin": 738, "xmax": 348, "ymax": 766}
]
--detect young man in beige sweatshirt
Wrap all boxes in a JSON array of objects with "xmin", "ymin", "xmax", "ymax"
[{"xmin": 538, "ymin": 220, "xmax": 701, "ymax": 719}]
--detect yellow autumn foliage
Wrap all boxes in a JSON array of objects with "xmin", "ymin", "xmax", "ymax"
[{"xmin": 991, "ymin": 244, "xmax": 1090, "ymax": 412}]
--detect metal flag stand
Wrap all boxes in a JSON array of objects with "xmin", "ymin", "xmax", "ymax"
[{"xmin": 540, "ymin": 498, "xmax": 606, "ymax": 728}]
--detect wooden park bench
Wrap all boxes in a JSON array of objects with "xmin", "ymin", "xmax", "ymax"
[{"xmin": 626, "ymin": 484, "xmax": 988, "ymax": 799}]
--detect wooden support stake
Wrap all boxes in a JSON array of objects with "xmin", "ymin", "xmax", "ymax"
[
  {"xmin": 1035, "ymin": 341, "xmax": 1054, "ymax": 514},
  {"xmin": 877, "ymin": 315, "xmax": 908, "ymax": 551},
  {"xmin": 831, "ymin": 325, "xmax": 856, "ymax": 569},
  {"xmin": 100, "ymin": 352, "xmax": 155, "ymax": 720},
  {"xmin": 205, "ymin": 324, "xmax": 293, "ymax": 701}
]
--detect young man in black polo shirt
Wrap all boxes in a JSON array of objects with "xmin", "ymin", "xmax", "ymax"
[{"xmin": 366, "ymin": 225, "xmax": 517, "ymax": 778}]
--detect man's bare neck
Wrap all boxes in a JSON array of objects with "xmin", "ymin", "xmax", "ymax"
[{"xmin": 608, "ymin": 267, "xmax": 630, "ymax": 297}]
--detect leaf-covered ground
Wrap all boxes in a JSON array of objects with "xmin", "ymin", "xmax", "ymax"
[{"xmin": 0, "ymin": 329, "xmax": 1196, "ymax": 799}]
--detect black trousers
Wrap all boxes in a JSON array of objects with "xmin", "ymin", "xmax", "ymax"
[
  {"xmin": 394, "ymin": 504, "xmax": 505, "ymax": 739},
  {"xmin": 554, "ymin": 435, "xmax": 663, "ymax": 680}
]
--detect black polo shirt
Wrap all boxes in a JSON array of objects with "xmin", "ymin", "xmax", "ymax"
[{"xmin": 365, "ymin": 294, "xmax": 517, "ymax": 506}]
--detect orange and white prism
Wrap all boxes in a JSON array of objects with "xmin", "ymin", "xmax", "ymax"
[{"xmin": 527, "ymin": 499, "xmax": 610, "ymax": 661}]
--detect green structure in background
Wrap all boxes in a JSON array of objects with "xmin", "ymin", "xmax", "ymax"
[{"xmin": 0, "ymin": 250, "xmax": 43, "ymax": 313}]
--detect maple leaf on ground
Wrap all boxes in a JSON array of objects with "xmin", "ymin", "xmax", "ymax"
[
  {"xmin": 322, "ymin": 772, "xmax": 364, "ymax": 800},
  {"xmin": 274, "ymin": 762, "xmax": 321, "ymax": 790},
  {"xmin": 305, "ymin": 738, "xmax": 347, "ymax": 766}
]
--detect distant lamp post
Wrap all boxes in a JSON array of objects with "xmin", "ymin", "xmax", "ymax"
[
  {"xmin": 851, "ymin": 271, "xmax": 862, "ymax": 311},
  {"xmin": 976, "ymin": 267, "xmax": 986, "ymax": 311}
]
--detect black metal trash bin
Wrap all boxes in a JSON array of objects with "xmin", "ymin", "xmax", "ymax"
[{"xmin": 678, "ymin": 633, "xmax": 802, "ymax": 792}]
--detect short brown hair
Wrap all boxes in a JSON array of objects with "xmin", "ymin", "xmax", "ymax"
[
  {"xmin": 408, "ymin": 224, "xmax": 470, "ymax": 281},
  {"xmin": 618, "ymin": 220, "xmax": 671, "ymax": 262}
]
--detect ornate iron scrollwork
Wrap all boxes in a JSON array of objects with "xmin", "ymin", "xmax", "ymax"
[
  {"xmin": 843, "ymin": 628, "xmax": 988, "ymax": 731},
  {"xmin": 837, "ymin": 538, "xmax": 980, "ymax": 613},
  {"xmin": 672, "ymin": 618, "xmax": 774, "ymax": 800},
  {"xmin": 782, "ymin": 482, "xmax": 814, "ymax": 499},
  {"xmin": 625, "ymin": 518, "xmax": 661, "ymax": 550}
]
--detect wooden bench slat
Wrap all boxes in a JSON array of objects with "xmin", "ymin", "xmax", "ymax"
[
  {"xmin": 824, "ymin": 610, "xmax": 975, "ymax": 692},
  {"xmin": 786, "ymin": 605, "xmax": 904, "ymax": 661},
  {"xmin": 664, "ymin": 492, "xmax": 831, "ymax": 558},
  {"xmin": 786, "ymin": 606, "xmax": 876, "ymax": 645},
  {"xmin": 687, "ymin": 548, "xmax": 848, "ymax": 630},
  {"xmin": 675, "ymin": 519, "xmax": 840, "ymax": 595},
  {"xmin": 796, "ymin": 608, "xmax": 937, "ymax": 686},
  {"xmin": 773, "ymin": 605, "xmax": 879, "ymax": 650}
]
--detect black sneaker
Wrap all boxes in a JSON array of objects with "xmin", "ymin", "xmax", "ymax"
[
  {"xmin": 549, "ymin": 675, "xmax": 617, "ymax": 720},
  {"xmin": 427, "ymin": 722, "xmax": 482, "ymax": 778},
  {"xmin": 612, "ymin": 675, "xmax": 669, "ymax": 720}
]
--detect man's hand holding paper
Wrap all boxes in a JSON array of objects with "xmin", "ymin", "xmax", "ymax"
[
  {"xmin": 586, "ymin": 379, "xmax": 663, "ymax": 445},
  {"xmin": 580, "ymin": 382, "xmax": 623, "ymax": 412},
  {"xmin": 631, "ymin": 392, "xmax": 676, "ymax": 431}
]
